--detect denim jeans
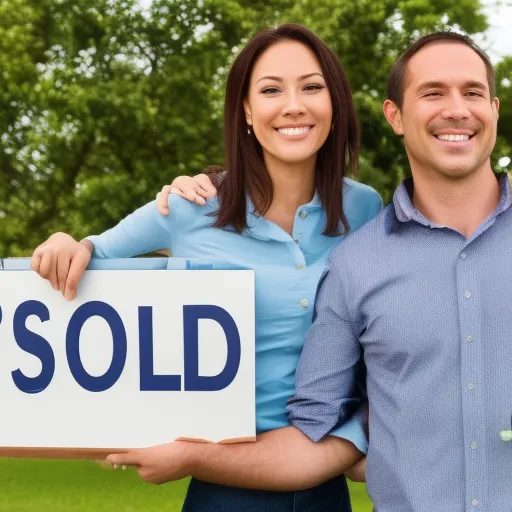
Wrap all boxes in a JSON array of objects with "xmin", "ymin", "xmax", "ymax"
[{"xmin": 181, "ymin": 475, "xmax": 352, "ymax": 512}]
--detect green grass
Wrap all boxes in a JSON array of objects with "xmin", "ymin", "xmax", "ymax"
[{"xmin": 0, "ymin": 459, "xmax": 373, "ymax": 511}]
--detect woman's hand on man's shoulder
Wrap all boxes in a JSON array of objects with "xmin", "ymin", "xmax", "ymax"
[{"xmin": 156, "ymin": 173, "xmax": 218, "ymax": 215}]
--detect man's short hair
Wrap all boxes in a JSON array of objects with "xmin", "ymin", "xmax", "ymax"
[{"xmin": 387, "ymin": 31, "xmax": 496, "ymax": 109}]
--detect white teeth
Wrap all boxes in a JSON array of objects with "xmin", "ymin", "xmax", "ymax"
[
  {"xmin": 437, "ymin": 134, "xmax": 470, "ymax": 142},
  {"xmin": 278, "ymin": 126, "xmax": 311, "ymax": 136}
]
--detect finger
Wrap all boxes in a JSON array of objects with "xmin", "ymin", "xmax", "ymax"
[
  {"xmin": 39, "ymin": 250, "xmax": 59, "ymax": 291},
  {"xmin": 107, "ymin": 452, "xmax": 141, "ymax": 467},
  {"xmin": 156, "ymin": 185, "xmax": 172, "ymax": 215},
  {"xmin": 177, "ymin": 183, "xmax": 207, "ymax": 205},
  {"xmin": 160, "ymin": 184, "xmax": 172, "ymax": 195},
  {"xmin": 36, "ymin": 250, "xmax": 56, "ymax": 289},
  {"xmin": 170, "ymin": 177, "xmax": 205, "ymax": 203},
  {"xmin": 168, "ymin": 178, "xmax": 206, "ymax": 205},
  {"xmin": 64, "ymin": 252, "xmax": 89, "ymax": 301},
  {"xmin": 56, "ymin": 251, "xmax": 71, "ymax": 295},
  {"xmin": 31, "ymin": 248, "xmax": 43, "ymax": 274},
  {"xmin": 94, "ymin": 459, "xmax": 114, "ymax": 469},
  {"xmin": 180, "ymin": 184, "xmax": 202, "ymax": 204},
  {"xmin": 156, "ymin": 192, "xmax": 170, "ymax": 215},
  {"xmin": 195, "ymin": 174, "xmax": 218, "ymax": 198},
  {"xmin": 193, "ymin": 186, "xmax": 207, "ymax": 205}
]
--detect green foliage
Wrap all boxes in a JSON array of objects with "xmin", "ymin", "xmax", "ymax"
[
  {"xmin": 494, "ymin": 57, "xmax": 512, "ymax": 172},
  {"xmin": 0, "ymin": 0, "xmax": 509, "ymax": 255}
]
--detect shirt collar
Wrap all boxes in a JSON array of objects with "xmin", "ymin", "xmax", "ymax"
[
  {"xmin": 393, "ymin": 174, "xmax": 512, "ymax": 227},
  {"xmin": 245, "ymin": 190, "xmax": 322, "ymax": 242}
]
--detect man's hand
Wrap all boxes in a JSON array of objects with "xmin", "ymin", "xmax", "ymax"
[
  {"xmin": 31, "ymin": 233, "xmax": 93, "ymax": 300},
  {"xmin": 345, "ymin": 456, "xmax": 366, "ymax": 482},
  {"xmin": 107, "ymin": 441, "xmax": 199, "ymax": 485},
  {"xmin": 156, "ymin": 173, "xmax": 217, "ymax": 215}
]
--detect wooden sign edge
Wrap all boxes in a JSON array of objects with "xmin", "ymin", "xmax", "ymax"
[{"xmin": 0, "ymin": 437, "xmax": 256, "ymax": 460}]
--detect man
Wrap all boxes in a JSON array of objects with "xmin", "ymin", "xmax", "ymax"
[
  {"xmin": 288, "ymin": 31, "xmax": 506, "ymax": 511},
  {"xmin": 108, "ymin": 31, "xmax": 509, "ymax": 510}
]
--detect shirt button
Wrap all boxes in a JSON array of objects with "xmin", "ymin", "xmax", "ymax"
[
  {"xmin": 460, "ymin": 252, "xmax": 467, "ymax": 260},
  {"xmin": 299, "ymin": 210, "xmax": 308, "ymax": 219},
  {"xmin": 471, "ymin": 441, "xmax": 478, "ymax": 449},
  {"xmin": 467, "ymin": 382, "xmax": 474, "ymax": 390},
  {"xmin": 464, "ymin": 291, "xmax": 472, "ymax": 299},
  {"xmin": 466, "ymin": 335, "xmax": 473, "ymax": 343},
  {"xmin": 294, "ymin": 239, "xmax": 300, "ymax": 244},
  {"xmin": 299, "ymin": 299, "xmax": 309, "ymax": 308},
  {"xmin": 472, "ymin": 499, "xmax": 479, "ymax": 506},
  {"xmin": 295, "ymin": 263, "xmax": 304, "ymax": 270}
]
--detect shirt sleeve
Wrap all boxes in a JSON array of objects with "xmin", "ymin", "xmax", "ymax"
[
  {"xmin": 86, "ymin": 198, "xmax": 176, "ymax": 258},
  {"xmin": 286, "ymin": 255, "xmax": 362, "ymax": 442},
  {"xmin": 367, "ymin": 191, "xmax": 383, "ymax": 223},
  {"xmin": 328, "ymin": 402, "xmax": 368, "ymax": 454}
]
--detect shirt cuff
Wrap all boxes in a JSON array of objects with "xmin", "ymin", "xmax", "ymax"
[{"xmin": 328, "ymin": 404, "xmax": 368, "ymax": 454}]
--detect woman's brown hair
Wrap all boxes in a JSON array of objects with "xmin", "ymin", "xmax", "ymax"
[{"xmin": 213, "ymin": 23, "xmax": 359, "ymax": 236}]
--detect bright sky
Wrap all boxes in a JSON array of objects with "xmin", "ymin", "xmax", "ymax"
[{"xmin": 480, "ymin": 0, "xmax": 512, "ymax": 63}]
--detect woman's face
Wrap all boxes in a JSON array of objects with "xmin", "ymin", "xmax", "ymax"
[{"xmin": 244, "ymin": 40, "xmax": 333, "ymax": 170}]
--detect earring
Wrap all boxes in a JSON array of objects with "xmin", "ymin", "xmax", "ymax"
[{"xmin": 247, "ymin": 126, "xmax": 251, "ymax": 135}]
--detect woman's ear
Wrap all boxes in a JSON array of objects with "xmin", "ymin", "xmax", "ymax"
[{"xmin": 243, "ymin": 99, "xmax": 252, "ymax": 126}]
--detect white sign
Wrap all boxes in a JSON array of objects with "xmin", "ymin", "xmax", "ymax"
[{"xmin": 0, "ymin": 268, "xmax": 255, "ymax": 456}]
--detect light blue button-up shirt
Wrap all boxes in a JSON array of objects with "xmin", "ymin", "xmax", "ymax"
[
  {"xmin": 87, "ymin": 178, "xmax": 382, "ymax": 451},
  {"xmin": 288, "ymin": 175, "xmax": 512, "ymax": 511}
]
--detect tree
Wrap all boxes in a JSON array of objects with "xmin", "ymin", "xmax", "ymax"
[
  {"xmin": 494, "ymin": 57, "xmax": 512, "ymax": 172},
  {"xmin": 0, "ymin": 0, "xmax": 507, "ymax": 256}
]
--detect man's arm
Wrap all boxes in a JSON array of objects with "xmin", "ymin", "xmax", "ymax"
[
  {"xmin": 108, "ymin": 426, "xmax": 362, "ymax": 490},
  {"xmin": 190, "ymin": 426, "xmax": 362, "ymax": 490},
  {"xmin": 108, "ymin": 248, "xmax": 366, "ymax": 489},
  {"xmin": 287, "ymin": 251, "xmax": 363, "ymax": 441}
]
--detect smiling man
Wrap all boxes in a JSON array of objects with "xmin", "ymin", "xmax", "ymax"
[
  {"xmin": 109, "ymin": 32, "xmax": 509, "ymax": 511},
  {"xmin": 288, "ymin": 32, "xmax": 508, "ymax": 511}
]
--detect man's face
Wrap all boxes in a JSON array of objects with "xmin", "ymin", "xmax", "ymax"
[{"xmin": 386, "ymin": 42, "xmax": 499, "ymax": 181}]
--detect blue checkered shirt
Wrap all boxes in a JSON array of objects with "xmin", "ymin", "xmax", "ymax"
[{"xmin": 288, "ymin": 175, "xmax": 512, "ymax": 512}]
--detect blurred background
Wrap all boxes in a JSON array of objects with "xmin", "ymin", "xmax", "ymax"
[
  {"xmin": 0, "ymin": 1, "xmax": 510, "ymax": 510},
  {"xmin": 0, "ymin": 0, "xmax": 510, "ymax": 256}
]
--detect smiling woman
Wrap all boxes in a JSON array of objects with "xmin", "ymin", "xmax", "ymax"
[
  {"xmin": 245, "ymin": 42, "xmax": 332, "ymax": 168},
  {"xmin": 213, "ymin": 23, "xmax": 360, "ymax": 237},
  {"xmin": 31, "ymin": 23, "xmax": 382, "ymax": 512}
]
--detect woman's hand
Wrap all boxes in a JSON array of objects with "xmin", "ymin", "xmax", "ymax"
[
  {"xmin": 156, "ymin": 173, "xmax": 218, "ymax": 215},
  {"xmin": 31, "ymin": 233, "xmax": 93, "ymax": 300}
]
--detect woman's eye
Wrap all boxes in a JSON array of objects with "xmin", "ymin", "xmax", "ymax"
[
  {"xmin": 304, "ymin": 84, "xmax": 323, "ymax": 91},
  {"xmin": 262, "ymin": 87, "xmax": 280, "ymax": 94}
]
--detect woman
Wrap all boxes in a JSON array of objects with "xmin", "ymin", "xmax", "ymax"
[{"xmin": 32, "ymin": 23, "xmax": 380, "ymax": 511}]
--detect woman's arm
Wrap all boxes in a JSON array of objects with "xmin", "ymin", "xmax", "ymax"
[{"xmin": 31, "ymin": 199, "xmax": 175, "ymax": 300}]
